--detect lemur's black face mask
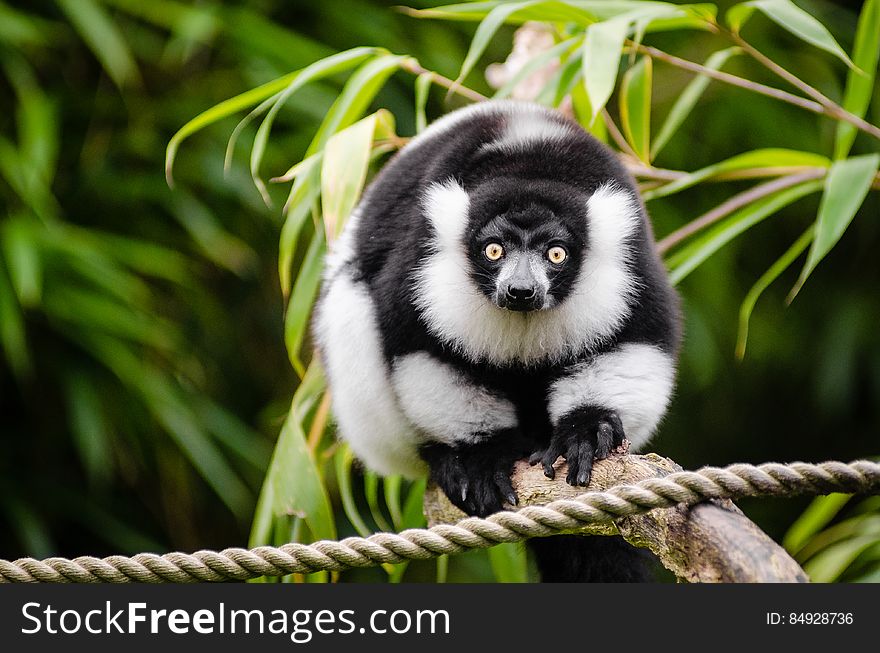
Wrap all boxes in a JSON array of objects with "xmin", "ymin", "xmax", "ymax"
[{"xmin": 468, "ymin": 205, "xmax": 584, "ymax": 313}]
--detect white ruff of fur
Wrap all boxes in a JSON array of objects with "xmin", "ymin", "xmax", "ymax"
[
  {"xmin": 403, "ymin": 99, "xmax": 563, "ymax": 155},
  {"xmin": 392, "ymin": 352, "xmax": 518, "ymax": 445},
  {"xmin": 547, "ymin": 343, "xmax": 676, "ymax": 449},
  {"xmin": 413, "ymin": 181, "xmax": 641, "ymax": 365},
  {"xmin": 315, "ymin": 274, "xmax": 425, "ymax": 477},
  {"xmin": 480, "ymin": 109, "xmax": 573, "ymax": 153}
]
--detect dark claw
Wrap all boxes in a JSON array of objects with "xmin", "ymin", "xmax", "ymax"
[{"xmin": 528, "ymin": 451, "xmax": 543, "ymax": 466}]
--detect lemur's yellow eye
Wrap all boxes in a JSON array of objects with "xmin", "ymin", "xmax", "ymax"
[
  {"xmin": 547, "ymin": 246, "xmax": 567, "ymax": 264},
  {"xmin": 484, "ymin": 243, "xmax": 504, "ymax": 261}
]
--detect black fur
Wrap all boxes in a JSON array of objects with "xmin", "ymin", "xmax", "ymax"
[{"xmin": 324, "ymin": 101, "xmax": 680, "ymax": 582}]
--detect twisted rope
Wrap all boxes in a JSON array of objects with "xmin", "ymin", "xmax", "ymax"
[{"xmin": 3, "ymin": 459, "xmax": 878, "ymax": 583}]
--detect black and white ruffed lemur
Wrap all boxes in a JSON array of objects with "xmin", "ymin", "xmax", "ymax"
[{"xmin": 313, "ymin": 100, "xmax": 681, "ymax": 582}]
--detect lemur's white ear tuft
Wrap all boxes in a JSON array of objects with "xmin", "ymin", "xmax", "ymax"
[
  {"xmin": 586, "ymin": 183, "xmax": 640, "ymax": 255},
  {"xmin": 422, "ymin": 179, "xmax": 470, "ymax": 249}
]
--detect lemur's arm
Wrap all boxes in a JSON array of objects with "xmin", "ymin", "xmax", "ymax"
[
  {"xmin": 534, "ymin": 343, "xmax": 676, "ymax": 486},
  {"xmin": 391, "ymin": 352, "xmax": 531, "ymax": 516}
]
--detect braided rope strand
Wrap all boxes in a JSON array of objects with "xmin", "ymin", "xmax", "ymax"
[{"xmin": 3, "ymin": 460, "xmax": 878, "ymax": 583}]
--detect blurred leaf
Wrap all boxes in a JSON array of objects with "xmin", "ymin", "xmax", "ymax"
[
  {"xmin": 1, "ymin": 498, "xmax": 54, "ymax": 559},
  {"xmin": 726, "ymin": 0, "xmax": 856, "ymax": 69},
  {"xmin": 169, "ymin": 191, "xmax": 258, "ymax": 276},
  {"xmin": 783, "ymin": 493, "xmax": 852, "ymax": 555},
  {"xmin": 250, "ymin": 362, "xmax": 335, "ymax": 546},
  {"xmin": 334, "ymin": 446, "xmax": 373, "ymax": 537},
  {"xmin": 192, "ymin": 399, "xmax": 273, "ymax": 471},
  {"xmin": 488, "ymin": 543, "xmax": 529, "ymax": 582},
  {"xmin": 0, "ymin": 2, "xmax": 52, "ymax": 46},
  {"xmin": 0, "ymin": 254, "xmax": 29, "ymax": 376},
  {"xmin": 63, "ymin": 374, "xmax": 113, "ymax": 487},
  {"xmin": 645, "ymin": 148, "xmax": 829, "ymax": 201},
  {"xmin": 735, "ymin": 226, "xmax": 812, "ymax": 360},
  {"xmin": 56, "ymin": 0, "xmax": 141, "ymax": 88},
  {"xmin": 250, "ymin": 47, "xmax": 380, "ymax": 204},
  {"xmin": 834, "ymin": 0, "xmax": 880, "ymax": 160},
  {"xmin": 619, "ymin": 56, "xmax": 652, "ymax": 162},
  {"xmin": 788, "ymin": 154, "xmax": 880, "ymax": 301},
  {"xmin": 667, "ymin": 179, "xmax": 823, "ymax": 285},
  {"xmin": 77, "ymin": 334, "xmax": 253, "ymax": 520},
  {"xmin": 652, "ymin": 47, "xmax": 740, "ymax": 159},
  {"xmin": 0, "ymin": 216, "xmax": 42, "ymax": 307}
]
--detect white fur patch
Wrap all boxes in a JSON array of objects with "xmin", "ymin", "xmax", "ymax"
[
  {"xmin": 405, "ymin": 99, "xmax": 564, "ymax": 153},
  {"xmin": 323, "ymin": 207, "xmax": 361, "ymax": 280},
  {"xmin": 547, "ymin": 343, "xmax": 676, "ymax": 449},
  {"xmin": 412, "ymin": 181, "xmax": 641, "ymax": 365},
  {"xmin": 391, "ymin": 352, "xmax": 518, "ymax": 444},
  {"xmin": 422, "ymin": 180, "xmax": 471, "ymax": 253},
  {"xmin": 482, "ymin": 110, "xmax": 573, "ymax": 153},
  {"xmin": 315, "ymin": 274, "xmax": 425, "ymax": 477}
]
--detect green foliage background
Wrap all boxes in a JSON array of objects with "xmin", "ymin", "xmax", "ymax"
[{"xmin": 1, "ymin": 0, "xmax": 878, "ymax": 582}]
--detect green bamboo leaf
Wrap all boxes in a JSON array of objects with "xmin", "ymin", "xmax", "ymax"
[
  {"xmin": 166, "ymin": 70, "xmax": 299, "ymax": 185},
  {"xmin": 803, "ymin": 535, "xmax": 880, "ymax": 582},
  {"xmin": 456, "ymin": 1, "xmax": 534, "ymax": 86},
  {"xmin": 652, "ymin": 47, "xmax": 741, "ymax": 159},
  {"xmin": 834, "ymin": 0, "xmax": 880, "ymax": 160},
  {"xmin": 249, "ymin": 47, "xmax": 380, "ymax": 205},
  {"xmin": 284, "ymin": 227, "xmax": 325, "ymax": 374},
  {"xmin": 414, "ymin": 1, "xmax": 713, "ymax": 28},
  {"xmin": 56, "ymin": 0, "xmax": 141, "ymax": 88},
  {"xmin": 788, "ymin": 154, "xmax": 880, "ymax": 301},
  {"xmin": 726, "ymin": 0, "xmax": 856, "ymax": 69},
  {"xmin": 581, "ymin": 17, "xmax": 628, "ymax": 124},
  {"xmin": 0, "ymin": 3, "xmax": 52, "ymax": 46},
  {"xmin": 400, "ymin": 478, "xmax": 427, "ymax": 529},
  {"xmin": 493, "ymin": 38, "xmax": 579, "ymax": 100},
  {"xmin": 796, "ymin": 514, "xmax": 880, "ymax": 562},
  {"xmin": 783, "ymin": 493, "xmax": 853, "ymax": 555},
  {"xmin": 735, "ymin": 226, "xmax": 813, "ymax": 360},
  {"xmin": 334, "ymin": 446, "xmax": 373, "ymax": 537},
  {"xmin": 250, "ymin": 362, "xmax": 335, "ymax": 546},
  {"xmin": 304, "ymin": 53, "xmax": 404, "ymax": 157},
  {"xmin": 384, "ymin": 475, "xmax": 404, "ymax": 530},
  {"xmin": 278, "ymin": 157, "xmax": 322, "ymax": 299},
  {"xmin": 667, "ymin": 179, "xmax": 823, "ymax": 285},
  {"xmin": 364, "ymin": 471, "xmax": 393, "ymax": 532},
  {"xmin": 619, "ymin": 56, "xmax": 652, "ymax": 162},
  {"xmin": 488, "ymin": 543, "xmax": 529, "ymax": 583},
  {"xmin": 645, "ymin": 148, "xmax": 830, "ymax": 201},
  {"xmin": 321, "ymin": 111, "xmax": 394, "ymax": 240},
  {"xmin": 412, "ymin": 1, "xmax": 596, "ymax": 26},
  {"xmin": 414, "ymin": 72, "xmax": 434, "ymax": 133}
]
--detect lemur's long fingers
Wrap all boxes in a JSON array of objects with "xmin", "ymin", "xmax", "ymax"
[{"xmin": 494, "ymin": 469, "xmax": 517, "ymax": 506}]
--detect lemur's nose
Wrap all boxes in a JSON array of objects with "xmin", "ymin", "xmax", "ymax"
[{"xmin": 506, "ymin": 284, "xmax": 537, "ymax": 301}]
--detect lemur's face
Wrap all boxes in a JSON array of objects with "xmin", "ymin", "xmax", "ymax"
[{"xmin": 469, "ymin": 205, "xmax": 584, "ymax": 312}]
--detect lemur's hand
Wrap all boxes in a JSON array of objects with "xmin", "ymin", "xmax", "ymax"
[
  {"xmin": 529, "ymin": 408, "xmax": 625, "ymax": 487},
  {"xmin": 421, "ymin": 434, "xmax": 528, "ymax": 517}
]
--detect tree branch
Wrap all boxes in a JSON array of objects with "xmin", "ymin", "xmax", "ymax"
[{"xmin": 424, "ymin": 453, "xmax": 808, "ymax": 583}]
